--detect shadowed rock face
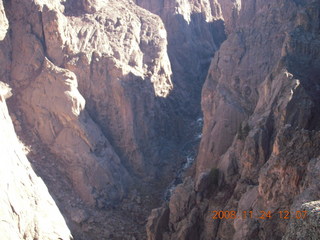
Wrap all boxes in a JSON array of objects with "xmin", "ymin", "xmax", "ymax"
[
  {"xmin": 146, "ymin": 0, "xmax": 320, "ymax": 239},
  {"xmin": 134, "ymin": 0, "xmax": 230, "ymax": 118},
  {"xmin": 0, "ymin": 0, "xmax": 228, "ymax": 238}
]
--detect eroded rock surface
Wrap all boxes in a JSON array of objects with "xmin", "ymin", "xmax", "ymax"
[
  {"xmin": 0, "ymin": 82, "xmax": 72, "ymax": 240},
  {"xmin": 7, "ymin": 0, "xmax": 174, "ymax": 182},
  {"xmin": 0, "ymin": 0, "xmax": 177, "ymax": 238},
  {"xmin": 0, "ymin": 4, "xmax": 71, "ymax": 239},
  {"xmin": 1, "ymin": 0, "xmax": 319, "ymax": 239},
  {"xmin": 283, "ymin": 201, "xmax": 320, "ymax": 240},
  {"xmin": 147, "ymin": 1, "xmax": 320, "ymax": 239},
  {"xmin": 135, "ymin": 0, "xmax": 229, "ymax": 117},
  {"xmin": 20, "ymin": 58, "xmax": 129, "ymax": 206}
]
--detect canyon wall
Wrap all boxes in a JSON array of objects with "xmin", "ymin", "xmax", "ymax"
[
  {"xmin": 2, "ymin": 0, "xmax": 175, "ymax": 209},
  {"xmin": 0, "ymin": 83, "xmax": 72, "ymax": 240},
  {"xmin": 147, "ymin": 0, "xmax": 320, "ymax": 239},
  {"xmin": 2, "ymin": 0, "xmax": 226, "ymax": 238},
  {"xmin": 0, "ymin": 3, "xmax": 72, "ymax": 239},
  {"xmin": 1, "ymin": 0, "xmax": 319, "ymax": 239},
  {"xmin": 135, "ymin": 0, "xmax": 232, "ymax": 117},
  {"xmin": 0, "ymin": 0, "xmax": 179, "ymax": 239},
  {"xmin": 0, "ymin": 0, "xmax": 231, "ymax": 237}
]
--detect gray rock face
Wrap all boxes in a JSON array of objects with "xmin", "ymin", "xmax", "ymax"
[
  {"xmin": 283, "ymin": 201, "xmax": 320, "ymax": 240},
  {"xmin": 146, "ymin": 206, "xmax": 170, "ymax": 240},
  {"xmin": 0, "ymin": 82, "xmax": 72, "ymax": 240},
  {"xmin": 197, "ymin": 0, "xmax": 298, "ymax": 175}
]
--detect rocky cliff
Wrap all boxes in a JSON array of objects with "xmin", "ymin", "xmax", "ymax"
[
  {"xmin": 2, "ymin": 0, "xmax": 223, "ymax": 238},
  {"xmin": 147, "ymin": 0, "xmax": 320, "ymax": 239},
  {"xmin": 1, "ymin": 0, "xmax": 320, "ymax": 239},
  {"xmin": 0, "ymin": 83, "xmax": 72, "ymax": 239},
  {"xmin": 0, "ymin": 0, "xmax": 177, "ymax": 238},
  {"xmin": 0, "ymin": 3, "xmax": 72, "ymax": 239},
  {"xmin": 5, "ymin": 0, "xmax": 175, "ymax": 206},
  {"xmin": 135, "ymin": 0, "xmax": 230, "ymax": 118}
]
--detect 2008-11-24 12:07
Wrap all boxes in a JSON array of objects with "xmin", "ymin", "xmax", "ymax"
[{"xmin": 211, "ymin": 210, "xmax": 308, "ymax": 220}]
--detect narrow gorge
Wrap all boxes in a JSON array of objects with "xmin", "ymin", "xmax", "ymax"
[{"xmin": 0, "ymin": 0, "xmax": 319, "ymax": 240}]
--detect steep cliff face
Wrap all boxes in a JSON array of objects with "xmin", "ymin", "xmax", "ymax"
[
  {"xmin": 0, "ymin": 82, "xmax": 72, "ymax": 239},
  {"xmin": 0, "ymin": 0, "xmax": 178, "ymax": 238},
  {"xmin": 134, "ymin": 0, "xmax": 229, "ymax": 118},
  {"xmin": 2, "ymin": 0, "xmax": 319, "ymax": 239},
  {"xmin": 2, "ymin": 0, "xmax": 175, "ymax": 209},
  {"xmin": 147, "ymin": 0, "xmax": 320, "ymax": 239},
  {"xmin": 0, "ymin": 4, "xmax": 72, "ymax": 239},
  {"xmin": 197, "ymin": 0, "xmax": 297, "ymax": 175}
]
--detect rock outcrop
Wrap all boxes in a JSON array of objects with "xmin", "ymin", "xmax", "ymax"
[
  {"xmin": 0, "ymin": 0, "xmax": 177, "ymax": 238},
  {"xmin": 283, "ymin": 201, "xmax": 320, "ymax": 240},
  {"xmin": 2, "ymin": 0, "xmax": 175, "ymax": 209},
  {"xmin": 20, "ymin": 58, "xmax": 129, "ymax": 206},
  {"xmin": 1, "ymin": 0, "xmax": 319, "ymax": 239},
  {"xmin": 0, "ymin": 4, "xmax": 72, "ymax": 239},
  {"xmin": 0, "ymin": 81, "xmax": 72, "ymax": 240},
  {"xmin": 147, "ymin": 0, "xmax": 320, "ymax": 239}
]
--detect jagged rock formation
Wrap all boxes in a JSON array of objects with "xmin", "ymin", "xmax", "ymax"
[
  {"xmin": 147, "ymin": 0, "xmax": 320, "ymax": 239},
  {"xmin": 0, "ymin": 81, "xmax": 72, "ymax": 239},
  {"xmin": 134, "ymin": 0, "xmax": 230, "ymax": 117},
  {"xmin": 1, "ymin": 0, "xmax": 319, "ymax": 239},
  {"xmin": 0, "ymin": 4, "xmax": 72, "ymax": 239},
  {"xmin": 0, "ymin": 0, "xmax": 177, "ymax": 238},
  {"xmin": 2, "ymin": 0, "xmax": 175, "ymax": 209}
]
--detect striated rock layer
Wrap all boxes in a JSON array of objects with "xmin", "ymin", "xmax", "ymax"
[{"xmin": 147, "ymin": 0, "xmax": 320, "ymax": 239}]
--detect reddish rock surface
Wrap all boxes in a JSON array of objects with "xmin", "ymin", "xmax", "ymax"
[{"xmin": 1, "ymin": 0, "xmax": 320, "ymax": 239}]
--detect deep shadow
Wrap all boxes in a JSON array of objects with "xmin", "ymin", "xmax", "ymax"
[
  {"xmin": 284, "ymin": 24, "xmax": 320, "ymax": 131},
  {"xmin": 154, "ymin": 12, "xmax": 226, "ymax": 153},
  {"xmin": 61, "ymin": 0, "xmax": 87, "ymax": 17}
]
